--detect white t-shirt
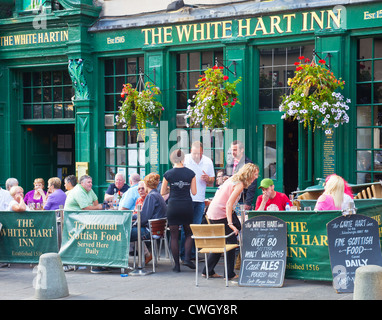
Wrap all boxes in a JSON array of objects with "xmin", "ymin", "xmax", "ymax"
[
  {"xmin": 0, "ymin": 188, "xmax": 13, "ymax": 211},
  {"xmin": 184, "ymin": 153, "xmax": 215, "ymax": 202}
]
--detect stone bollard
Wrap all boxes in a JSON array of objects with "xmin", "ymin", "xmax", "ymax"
[
  {"xmin": 353, "ymin": 265, "xmax": 382, "ymax": 300},
  {"xmin": 34, "ymin": 253, "xmax": 69, "ymax": 300}
]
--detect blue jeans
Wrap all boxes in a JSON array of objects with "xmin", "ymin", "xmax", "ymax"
[
  {"xmin": 180, "ymin": 201, "xmax": 205, "ymax": 260},
  {"xmin": 130, "ymin": 226, "xmax": 150, "ymax": 242}
]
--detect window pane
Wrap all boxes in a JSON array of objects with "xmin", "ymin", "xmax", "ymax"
[
  {"xmin": 64, "ymin": 104, "xmax": 74, "ymax": 118},
  {"xmin": 44, "ymin": 105, "xmax": 52, "ymax": 118},
  {"xmin": 189, "ymin": 52, "xmax": 199, "ymax": 70},
  {"xmin": 177, "ymin": 53, "xmax": 188, "ymax": 71},
  {"xmin": 357, "ymin": 84, "xmax": 371, "ymax": 104},
  {"xmin": 33, "ymin": 104, "xmax": 42, "ymax": 119},
  {"xmin": 357, "ymin": 61, "xmax": 372, "ymax": 82},
  {"xmin": 358, "ymin": 38, "xmax": 372, "ymax": 59},
  {"xmin": 373, "ymin": 83, "xmax": 382, "ymax": 103},
  {"xmin": 54, "ymin": 104, "xmax": 63, "ymax": 118},
  {"xmin": 357, "ymin": 128, "xmax": 372, "ymax": 149},
  {"xmin": 24, "ymin": 105, "xmax": 32, "ymax": 119},
  {"xmin": 263, "ymin": 124, "xmax": 277, "ymax": 179},
  {"xmin": 374, "ymin": 60, "xmax": 382, "ymax": 81},
  {"xmin": 357, "ymin": 106, "xmax": 372, "ymax": 126},
  {"xmin": 374, "ymin": 38, "xmax": 382, "ymax": 59}
]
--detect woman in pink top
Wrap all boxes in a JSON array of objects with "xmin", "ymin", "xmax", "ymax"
[
  {"xmin": 203, "ymin": 163, "xmax": 259, "ymax": 280},
  {"xmin": 314, "ymin": 174, "xmax": 344, "ymax": 211}
]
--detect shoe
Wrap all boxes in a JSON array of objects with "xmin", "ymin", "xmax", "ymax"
[
  {"xmin": 182, "ymin": 260, "xmax": 196, "ymax": 269},
  {"xmin": 90, "ymin": 267, "xmax": 111, "ymax": 274},
  {"xmin": 229, "ymin": 274, "xmax": 239, "ymax": 281},
  {"xmin": 145, "ymin": 254, "xmax": 152, "ymax": 265},
  {"xmin": 172, "ymin": 265, "xmax": 181, "ymax": 273},
  {"xmin": 202, "ymin": 273, "xmax": 223, "ymax": 278}
]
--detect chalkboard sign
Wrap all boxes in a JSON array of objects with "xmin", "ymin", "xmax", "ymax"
[
  {"xmin": 239, "ymin": 215, "xmax": 287, "ymax": 287},
  {"xmin": 327, "ymin": 214, "xmax": 382, "ymax": 293}
]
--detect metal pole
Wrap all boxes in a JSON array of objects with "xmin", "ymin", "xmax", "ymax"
[{"xmin": 129, "ymin": 204, "xmax": 152, "ymax": 276}]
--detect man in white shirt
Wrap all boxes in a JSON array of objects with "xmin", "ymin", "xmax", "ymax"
[
  {"xmin": 0, "ymin": 178, "xmax": 18, "ymax": 211},
  {"xmin": 182, "ymin": 141, "xmax": 215, "ymax": 260}
]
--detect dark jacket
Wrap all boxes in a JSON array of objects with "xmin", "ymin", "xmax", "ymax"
[
  {"xmin": 133, "ymin": 189, "xmax": 166, "ymax": 227},
  {"xmin": 225, "ymin": 156, "xmax": 257, "ymax": 207}
]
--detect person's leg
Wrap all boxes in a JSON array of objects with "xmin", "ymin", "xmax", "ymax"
[
  {"xmin": 169, "ymin": 225, "xmax": 181, "ymax": 272},
  {"xmin": 182, "ymin": 224, "xmax": 196, "ymax": 269}
]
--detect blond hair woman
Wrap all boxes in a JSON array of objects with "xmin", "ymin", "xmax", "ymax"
[
  {"xmin": 203, "ymin": 162, "xmax": 259, "ymax": 279},
  {"xmin": 314, "ymin": 174, "xmax": 344, "ymax": 210}
]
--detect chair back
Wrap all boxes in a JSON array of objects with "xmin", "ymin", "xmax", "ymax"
[
  {"xmin": 148, "ymin": 218, "xmax": 167, "ymax": 238},
  {"xmin": 190, "ymin": 224, "xmax": 226, "ymax": 249}
]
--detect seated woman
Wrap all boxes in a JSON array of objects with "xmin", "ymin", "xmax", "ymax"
[
  {"xmin": 315, "ymin": 174, "xmax": 345, "ymax": 211},
  {"xmin": 130, "ymin": 173, "xmax": 167, "ymax": 242},
  {"xmin": 43, "ymin": 177, "xmax": 67, "ymax": 210},
  {"xmin": 133, "ymin": 181, "xmax": 147, "ymax": 213},
  {"xmin": 8, "ymin": 186, "xmax": 28, "ymax": 212},
  {"xmin": 24, "ymin": 178, "xmax": 47, "ymax": 209}
]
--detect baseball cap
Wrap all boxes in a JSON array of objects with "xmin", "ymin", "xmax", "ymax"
[{"xmin": 258, "ymin": 178, "xmax": 274, "ymax": 189}]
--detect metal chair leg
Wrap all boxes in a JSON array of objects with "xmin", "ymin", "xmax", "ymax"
[
  {"xmin": 195, "ymin": 247, "xmax": 199, "ymax": 287},
  {"xmin": 224, "ymin": 248, "xmax": 228, "ymax": 287}
]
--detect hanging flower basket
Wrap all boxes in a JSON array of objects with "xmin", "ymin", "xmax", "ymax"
[
  {"xmin": 185, "ymin": 66, "xmax": 242, "ymax": 129},
  {"xmin": 116, "ymin": 82, "xmax": 164, "ymax": 132},
  {"xmin": 279, "ymin": 56, "xmax": 350, "ymax": 135}
]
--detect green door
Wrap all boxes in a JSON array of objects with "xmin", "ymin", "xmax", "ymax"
[
  {"xmin": 23, "ymin": 124, "xmax": 75, "ymax": 188},
  {"xmin": 257, "ymin": 112, "xmax": 284, "ymax": 193},
  {"xmin": 298, "ymin": 125, "xmax": 315, "ymax": 190},
  {"xmin": 24, "ymin": 126, "xmax": 56, "ymax": 187}
]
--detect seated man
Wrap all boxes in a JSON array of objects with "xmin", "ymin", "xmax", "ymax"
[
  {"xmin": 255, "ymin": 178, "xmax": 289, "ymax": 211},
  {"xmin": 119, "ymin": 173, "xmax": 141, "ymax": 210},
  {"xmin": 104, "ymin": 173, "xmax": 129, "ymax": 202},
  {"xmin": 64, "ymin": 175, "xmax": 102, "ymax": 211}
]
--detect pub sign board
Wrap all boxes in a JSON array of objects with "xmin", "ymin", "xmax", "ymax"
[
  {"xmin": 239, "ymin": 215, "xmax": 287, "ymax": 287},
  {"xmin": 327, "ymin": 214, "xmax": 382, "ymax": 293}
]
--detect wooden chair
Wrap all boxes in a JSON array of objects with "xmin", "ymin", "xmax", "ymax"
[
  {"xmin": 134, "ymin": 218, "xmax": 170, "ymax": 272},
  {"xmin": 190, "ymin": 224, "xmax": 239, "ymax": 287}
]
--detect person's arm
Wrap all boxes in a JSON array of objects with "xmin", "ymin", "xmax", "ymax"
[
  {"xmin": 83, "ymin": 200, "xmax": 102, "ymax": 210},
  {"xmin": 226, "ymin": 182, "xmax": 244, "ymax": 235},
  {"xmin": 244, "ymin": 178, "xmax": 257, "ymax": 209},
  {"xmin": 256, "ymin": 193, "xmax": 269, "ymax": 211},
  {"xmin": 160, "ymin": 178, "xmax": 168, "ymax": 196},
  {"xmin": 12, "ymin": 196, "xmax": 27, "ymax": 212},
  {"xmin": 190, "ymin": 176, "xmax": 197, "ymax": 196}
]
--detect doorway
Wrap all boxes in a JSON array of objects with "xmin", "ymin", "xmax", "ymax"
[
  {"xmin": 24, "ymin": 124, "xmax": 75, "ymax": 189},
  {"xmin": 283, "ymin": 119, "xmax": 298, "ymax": 195}
]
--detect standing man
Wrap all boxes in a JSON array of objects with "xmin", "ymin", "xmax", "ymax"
[
  {"xmin": 225, "ymin": 140, "xmax": 257, "ymax": 210},
  {"xmin": 64, "ymin": 175, "xmax": 102, "ymax": 211},
  {"xmin": 184, "ymin": 141, "xmax": 215, "ymax": 222},
  {"xmin": 255, "ymin": 178, "xmax": 289, "ymax": 211},
  {"xmin": 182, "ymin": 141, "xmax": 215, "ymax": 261}
]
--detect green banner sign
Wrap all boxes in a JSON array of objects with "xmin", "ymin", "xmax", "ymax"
[
  {"xmin": 248, "ymin": 202, "xmax": 382, "ymax": 281},
  {"xmin": 0, "ymin": 211, "xmax": 58, "ymax": 264},
  {"xmin": 59, "ymin": 210, "xmax": 132, "ymax": 268}
]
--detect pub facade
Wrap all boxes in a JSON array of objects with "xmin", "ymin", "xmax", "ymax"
[{"xmin": 1, "ymin": 0, "xmax": 382, "ymax": 201}]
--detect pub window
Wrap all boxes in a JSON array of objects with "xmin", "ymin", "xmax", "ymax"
[
  {"xmin": 22, "ymin": 70, "xmax": 74, "ymax": 119},
  {"xmin": 259, "ymin": 44, "xmax": 315, "ymax": 111},
  {"xmin": 356, "ymin": 37, "xmax": 382, "ymax": 183},
  {"xmin": 104, "ymin": 56, "xmax": 145, "ymax": 182},
  {"xmin": 175, "ymin": 50, "xmax": 226, "ymax": 183}
]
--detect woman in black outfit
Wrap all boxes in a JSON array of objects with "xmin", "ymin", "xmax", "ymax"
[{"xmin": 161, "ymin": 149, "xmax": 197, "ymax": 272}]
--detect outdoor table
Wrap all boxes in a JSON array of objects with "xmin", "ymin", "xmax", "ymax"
[{"xmin": 247, "ymin": 199, "xmax": 382, "ymax": 281}]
